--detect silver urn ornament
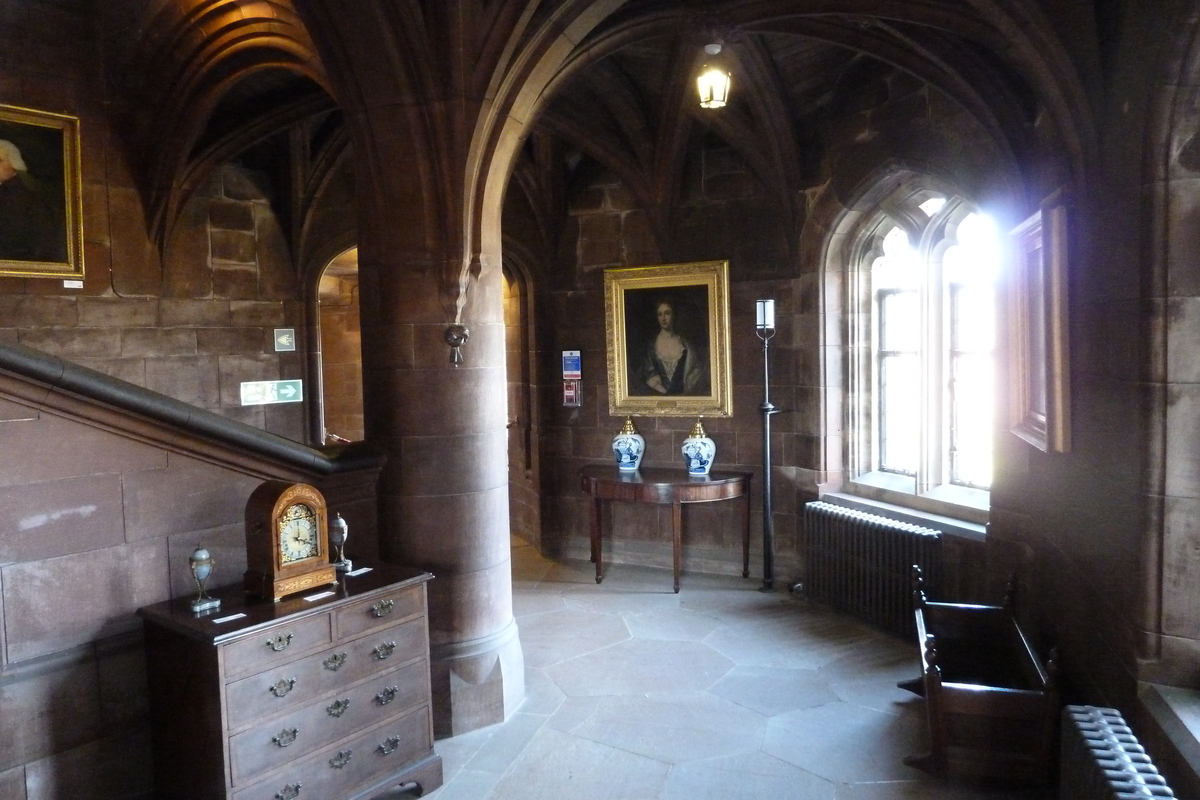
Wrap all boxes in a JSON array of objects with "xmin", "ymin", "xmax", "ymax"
[
  {"xmin": 188, "ymin": 545, "xmax": 221, "ymax": 613},
  {"xmin": 329, "ymin": 512, "xmax": 353, "ymax": 573}
]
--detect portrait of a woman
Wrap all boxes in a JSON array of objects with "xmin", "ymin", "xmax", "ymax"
[{"xmin": 628, "ymin": 292, "xmax": 710, "ymax": 396}]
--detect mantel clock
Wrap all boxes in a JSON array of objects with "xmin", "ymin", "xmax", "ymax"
[{"xmin": 244, "ymin": 480, "xmax": 337, "ymax": 601}]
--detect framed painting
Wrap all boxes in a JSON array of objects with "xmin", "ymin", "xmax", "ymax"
[
  {"xmin": 1008, "ymin": 193, "xmax": 1070, "ymax": 453},
  {"xmin": 604, "ymin": 260, "xmax": 733, "ymax": 417},
  {"xmin": 0, "ymin": 104, "xmax": 84, "ymax": 279}
]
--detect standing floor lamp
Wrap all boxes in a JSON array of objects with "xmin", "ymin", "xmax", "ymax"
[{"xmin": 756, "ymin": 299, "xmax": 780, "ymax": 591}]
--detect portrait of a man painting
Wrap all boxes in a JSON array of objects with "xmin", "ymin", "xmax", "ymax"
[
  {"xmin": 0, "ymin": 104, "xmax": 83, "ymax": 279},
  {"xmin": 604, "ymin": 261, "xmax": 733, "ymax": 417}
]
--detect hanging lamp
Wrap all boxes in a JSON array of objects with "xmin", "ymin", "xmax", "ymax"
[{"xmin": 696, "ymin": 43, "xmax": 731, "ymax": 109}]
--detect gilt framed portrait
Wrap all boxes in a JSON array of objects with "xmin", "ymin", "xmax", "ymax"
[
  {"xmin": 604, "ymin": 260, "xmax": 733, "ymax": 417},
  {"xmin": 0, "ymin": 104, "xmax": 84, "ymax": 279}
]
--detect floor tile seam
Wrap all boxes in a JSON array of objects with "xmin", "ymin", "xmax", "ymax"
[
  {"xmin": 567, "ymin": 722, "xmax": 768, "ymax": 770},
  {"xmin": 563, "ymin": 727, "xmax": 677, "ymax": 770},
  {"xmin": 533, "ymin": 633, "xmax": 642, "ymax": 672},
  {"xmin": 459, "ymin": 712, "xmax": 553, "ymax": 782}
]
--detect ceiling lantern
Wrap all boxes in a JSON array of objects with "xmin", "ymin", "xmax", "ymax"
[{"xmin": 696, "ymin": 43, "xmax": 731, "ymax": 109}]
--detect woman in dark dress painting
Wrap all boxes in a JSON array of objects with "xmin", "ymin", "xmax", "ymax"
[{"xmin": 638, "ymin": 298, "xmax": 709, "ymax": 395}]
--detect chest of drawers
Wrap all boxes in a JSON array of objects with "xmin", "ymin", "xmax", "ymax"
[{"xmin": 138, "ymin": 564, "xmax": 442, "ymax": 800}]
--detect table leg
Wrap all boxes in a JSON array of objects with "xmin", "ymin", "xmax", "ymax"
[
  {"xmin": 672, "ymin": 500, "xmax": 682, "ymax": 593},
  {"xmin": 742, "ymin": 476, "xmax": 752, "ymax": 579},
  {"xmin": 591, "ymin": 496, "xmax": 604, "ymax": 584}
]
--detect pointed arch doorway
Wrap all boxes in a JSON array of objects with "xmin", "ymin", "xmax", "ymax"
[{"xmin": 316, "ymin": 246, "xmax": 364, "ymax": 443}]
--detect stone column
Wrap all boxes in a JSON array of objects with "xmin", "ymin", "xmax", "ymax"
[
  {"xmin": 356, "ymin": 240, "xmax": 523, "ymax": 736},
  {"xmin": 291, "ymin": 0, "xmax": 623, "ymax": 737}
]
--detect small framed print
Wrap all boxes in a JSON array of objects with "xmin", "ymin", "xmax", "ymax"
[
  {"xmin": 0, "ymin": 104, "xmax": 84, "ymax": 279},
  {"xmin": 604, "ymin": 260, "xmax": 733, "ymax": 417}
]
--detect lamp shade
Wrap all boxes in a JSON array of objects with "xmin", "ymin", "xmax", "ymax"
[
  {"xmin": 697, "ymin": 44, "xmax": 731, "ymax": 109},
  {"xmin": 756, "ymin": 299, "xmax": 775, "ymax": 330}
]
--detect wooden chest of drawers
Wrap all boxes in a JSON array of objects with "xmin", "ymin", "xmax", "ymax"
[{"xmin": 139, "ymin": 564, "xmax": 443, "ymax": 800}]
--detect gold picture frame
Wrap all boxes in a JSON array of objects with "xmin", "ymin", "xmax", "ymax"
[
  {"xmin": 604, "ymin": 260, "xmax": 733, "ymax": 417},
  {"xmin": 1008, "ymin": 193, "xmax": 1070, "ymax": 453},
  {"xmin": 0, "ymin": 104, "xmax": 84, "ymax": 279}
]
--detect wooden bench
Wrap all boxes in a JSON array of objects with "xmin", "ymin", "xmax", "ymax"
[{"xmin": 900, "ymin": 567, "xmax": 1059, "ymax": 784}]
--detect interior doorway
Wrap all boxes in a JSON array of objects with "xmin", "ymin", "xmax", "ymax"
[
  {"xmin": 504, "ymin": 263, "xmax": 541, "ymax": 548},
  {"xmin": 317, "ymin": 247, "xmax": 364, "ymax": 443}
]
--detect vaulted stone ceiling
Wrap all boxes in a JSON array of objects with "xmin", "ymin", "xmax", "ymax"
[
  {"xmin": 508, "ymin": 1, "xmax": 1090, "ymax": 273},
  {"xmin": 100, "ymin": 0, "xmax": 332, "ymax": 250},
  {"xmin": 94, "ymin": 0, "xmax": 1096, "ymax": 282}
]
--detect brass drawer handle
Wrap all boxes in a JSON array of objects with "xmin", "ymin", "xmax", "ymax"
[
  {"xmin": 272, "ymin": 728, "xmax": 299, "ymax": 748},
  {"xmin": 323, "ymin": 652, "xmax": 347, "ymax": 671},
  {"xmin": 327, "ymin": 698, "xmax": 350, "ymax": 718},
  {"xmin": 269, "ymin": 678, "xmax": 297, "ymax": 698},
  {"xmin": 370, "ymin": 599, "xmax": 395, "ymax": 618},
  {"xmin": 329, "ymin": 750, "xmax": 353, "ymax": 769},
  {"xmin": 373, "ymin": 641, "xmax": 397, "ymax": 660},
  {"xmin": 266, "ymin": 633, "xmax": 293, "ymax": 652},
  {"xmin": 376, "ymin": 686, "xmax": 399, "ymax": 706},
  {"xmin": 378, "ymin": 735, "xmax": 402, "ymax": 756},
  {"xmin": 275, "ymin": 783, "xmax": 301, "ymax": 800}
]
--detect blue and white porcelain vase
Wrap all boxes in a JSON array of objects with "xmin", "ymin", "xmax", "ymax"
[
  {"xmin": 612, "ymin": 417, "xmax": 645, "ymax": 472},
  {"xmin": 681, "ymin": 419, "xmax": 716, "ymax": 476}
]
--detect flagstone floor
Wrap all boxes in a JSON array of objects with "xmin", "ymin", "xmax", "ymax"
[{"xmin": 419, "ymin": 538, "xmax": 1056, "ymax": 800}]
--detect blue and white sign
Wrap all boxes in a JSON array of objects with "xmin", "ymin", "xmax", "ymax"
[
  {"xmin": 562, "ymin": 350, "xmax": 581, "ymax": 380},
  {"xmin": 240, "ymin": 379, "xmax": 304, "ymax": 406}
]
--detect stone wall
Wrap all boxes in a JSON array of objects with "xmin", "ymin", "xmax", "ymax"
[
  {"xmin": 0, "ymin": 164, "xmax": 310, "ymax": 443},
  {"xmin": 527, "ymin": 65, "xmax": 1008, "ymax": 593},
  {"xmin": 0, "ymin": 361, "xmax": 385, "ymax": 798},
  {"xmin": 534, "ymin": 143, "xmax": 804, "ymax": 582}
]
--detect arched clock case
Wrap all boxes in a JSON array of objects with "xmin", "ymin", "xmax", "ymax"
[{"xmin": 244, "ymin": 480, "xmax": 337, "ymax": 601}]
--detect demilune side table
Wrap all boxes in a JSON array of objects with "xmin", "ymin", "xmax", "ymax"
[{"xmin": 579, "ymin": 464, "xmax": 752, "ymax": 593}]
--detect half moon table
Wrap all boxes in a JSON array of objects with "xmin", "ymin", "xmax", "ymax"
[{"xmin": 580, "ymin": 464, "xmax": 752, "ymax": 593}]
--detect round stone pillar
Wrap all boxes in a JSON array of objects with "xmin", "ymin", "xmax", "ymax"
[{"xmin": 357, "ymin": 246, "xmax": 524, "ymax": 737}]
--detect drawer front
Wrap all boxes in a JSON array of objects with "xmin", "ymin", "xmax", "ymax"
[
  {"xmin": 336, "ymin": 585, "xmax": 424, "ymax": 640},
  {"xmin": 226, "ymin": 618, "xmax": 427, "ymax": 731},
  {"xmin": 223, "ymin": 613, "xmax": 333, "ymax": 681},
  {"xmin": 232, "ymin": 705, "xmax": 431, "ymax": 800},
  {"xmin": 229, "ymin": 660, "xmax": 428, "ymax": 786}
]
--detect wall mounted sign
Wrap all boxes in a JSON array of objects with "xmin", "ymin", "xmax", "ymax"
[
  {"xmin": 240, "ymin": 379, "xmax": 303, "ymax": 406},
  {"xmin": 274, "ymin": 329, "xmax": 296, "ymax": 352},
  {"xmin": 563, "ymin": 380, "xmax": 580, "ymax": 407},
  {"xmin": 562, "ymin": 350, "xmax": 581, "ymax": 380}
]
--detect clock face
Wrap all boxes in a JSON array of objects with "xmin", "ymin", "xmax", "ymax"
[{"xmin": 278, "ymin": 503, "xmax": 319, "ymax": 564}]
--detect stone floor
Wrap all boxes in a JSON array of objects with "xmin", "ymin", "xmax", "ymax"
[{"xmin": 421, "ymin": 538, "xmax": 1056, "ymax": 800}]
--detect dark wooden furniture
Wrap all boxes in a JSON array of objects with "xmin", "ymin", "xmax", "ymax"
[
  {"xmin": 139, "ymin": 564, "xmax": 442, "ymax": 800},
  {"xmin": 901, "ymin": 570, "xmax": 1058, "ymax": 784},
  {"xmin": 580, "ymin": 464, "xmax": 751, "ymax": 592}
]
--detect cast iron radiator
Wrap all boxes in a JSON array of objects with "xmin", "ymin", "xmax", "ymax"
[
  {"xmin": 1060, "ymin": 705, "xmax": 1175, "ymax": 799},
  {"xmin": 802, "ymin": 500, "xmax": 942, "ymax": 638}
]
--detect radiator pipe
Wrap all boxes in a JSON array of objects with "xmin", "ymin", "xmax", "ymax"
[{"xmin": 756, "ymin": 300, "xmax": 781, "ymax": 591}]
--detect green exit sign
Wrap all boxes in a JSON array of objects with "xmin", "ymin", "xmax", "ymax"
[{"xmin": 240, "ymin": 380, "xmax": 303, "ymax": 406}]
